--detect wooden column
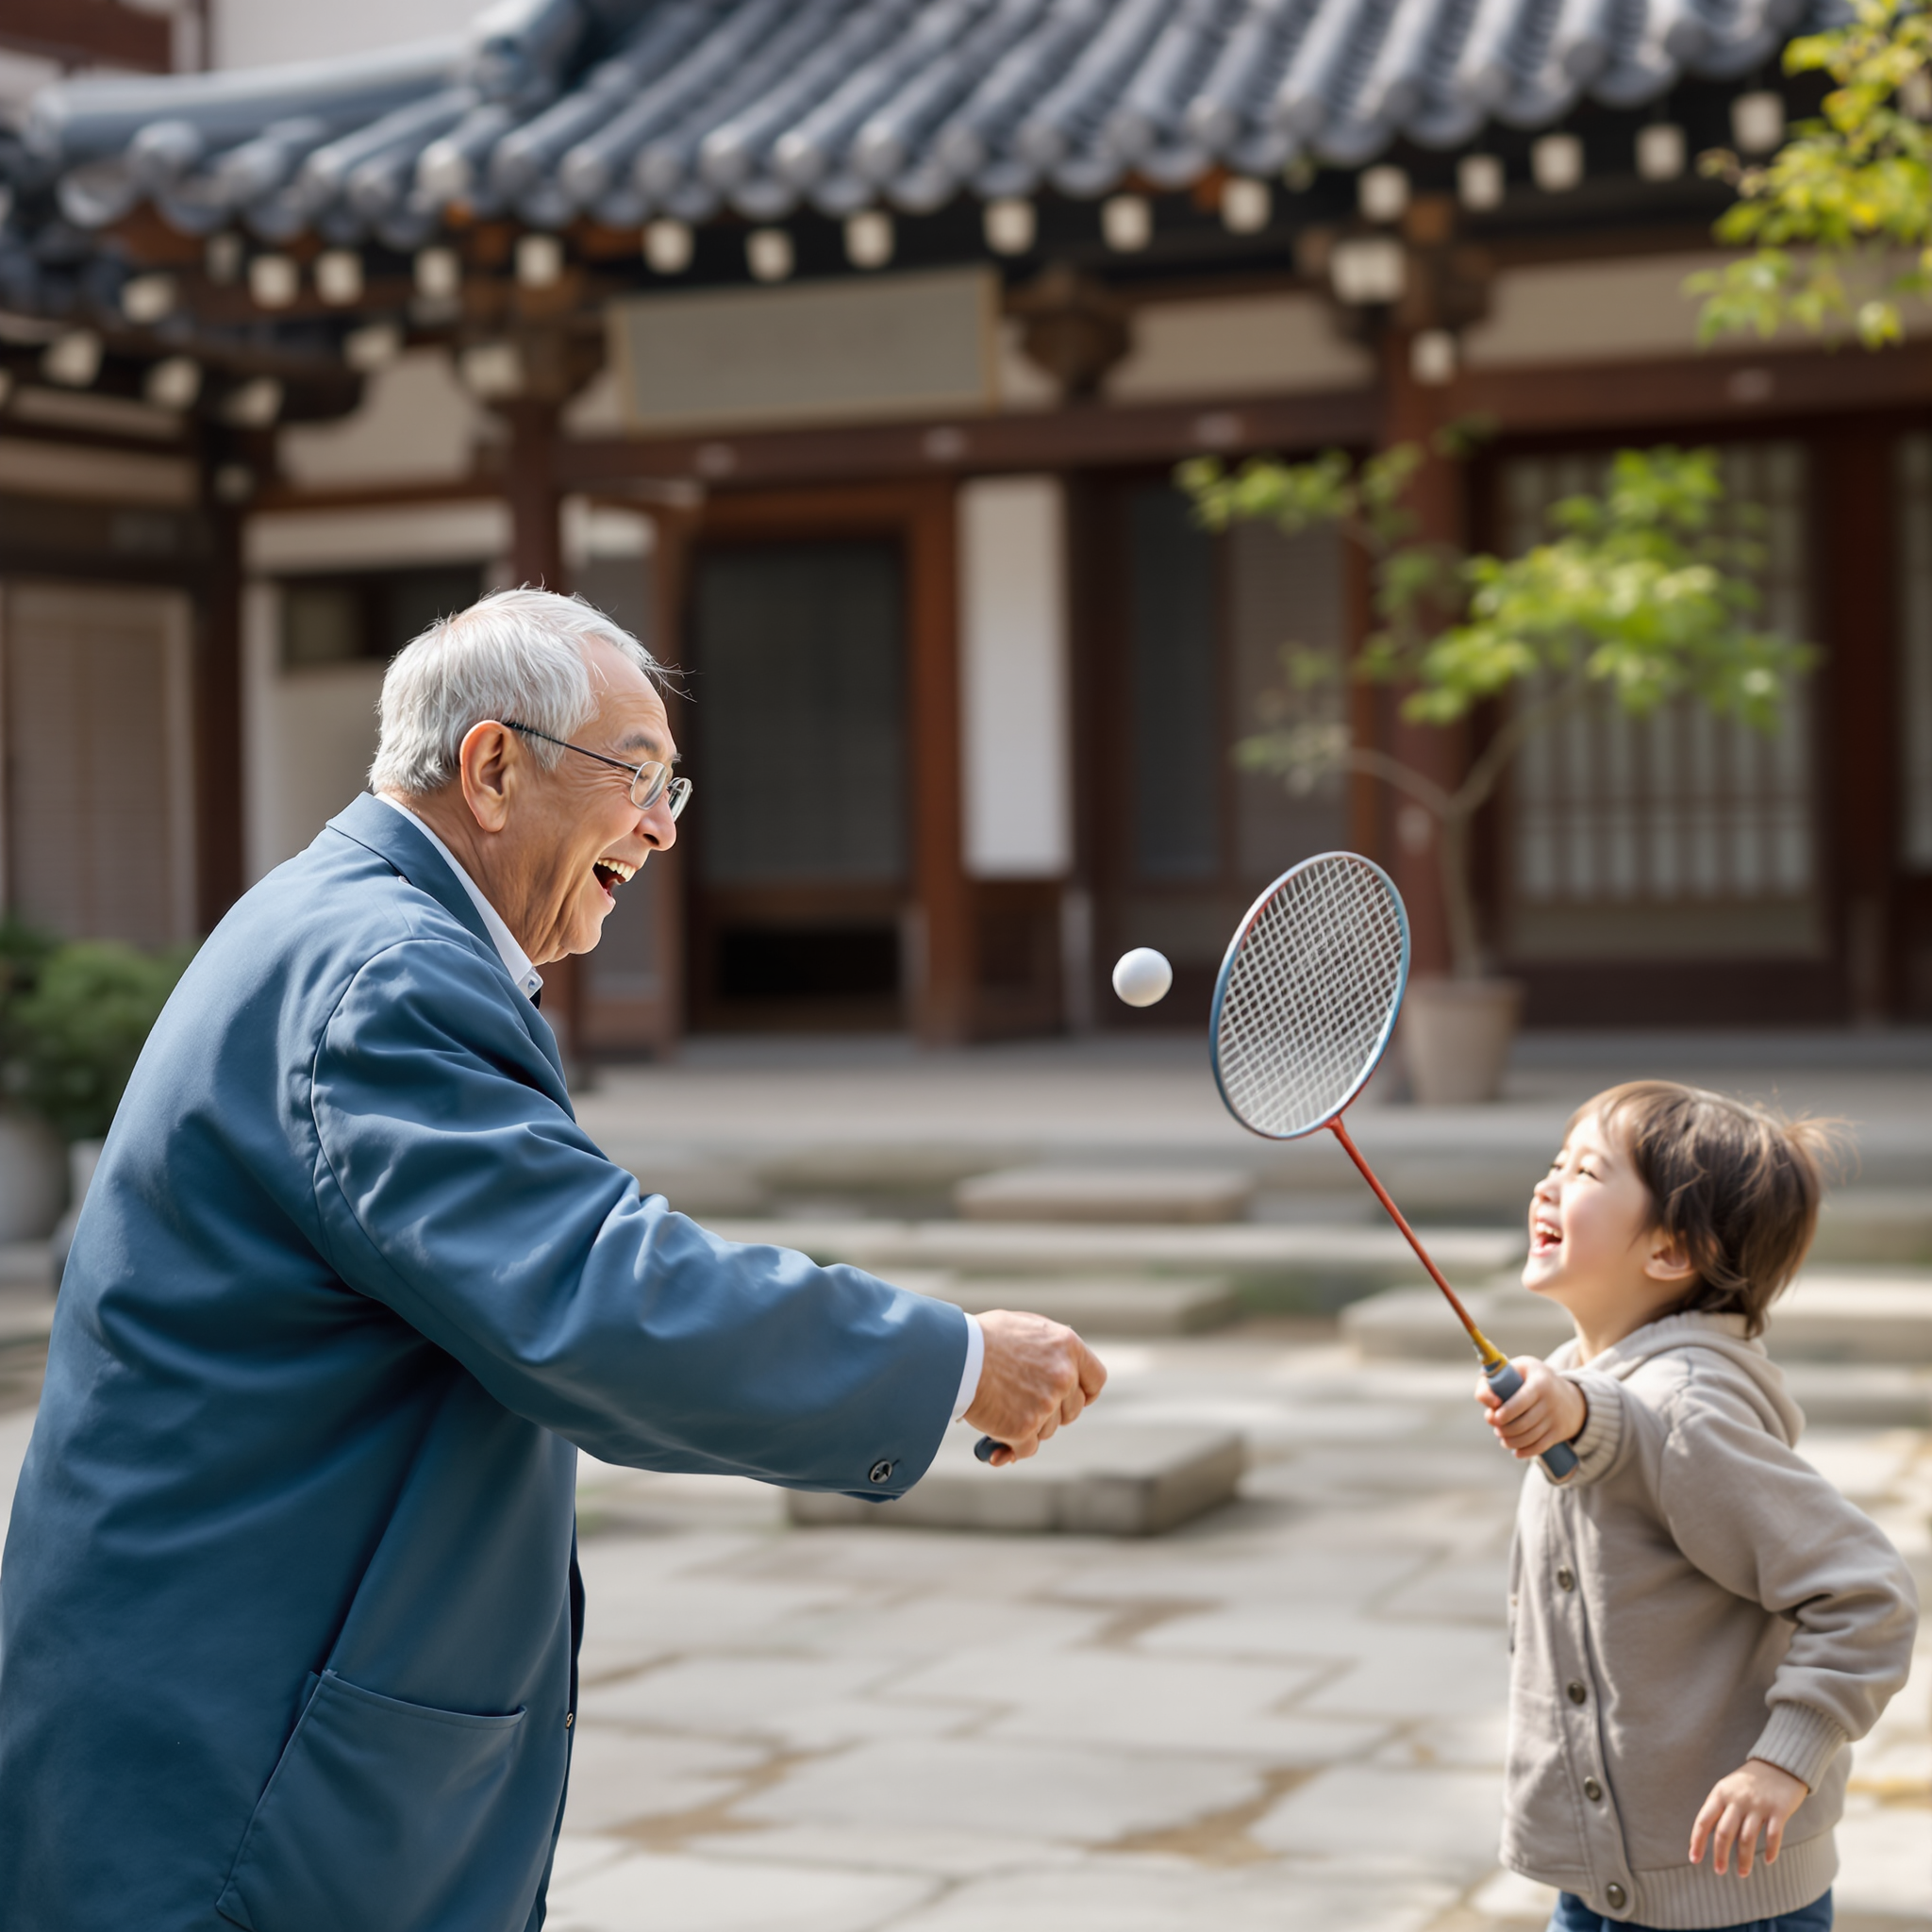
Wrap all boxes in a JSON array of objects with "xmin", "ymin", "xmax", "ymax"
[
  {"xmin": 500, "ymin": 399, "xmax": 582, "ymax": 1055},
  {"xmin": 194, "ymin": 452, "xmax": 245, "ymax": 933},
  {"xmin": 907, "ymin": 481, "xmax": 973, "ymax": 1043},
  {"xmin": 1815, "ymin": 420, "xmax": 1899, "ymax": 1021},
  {"xmin": 504, "ymin": 400, "xmax": 562, "ymax": 590},
  {"xmin": 1376, "ymin": 328, "xmax": 1466, "ymax": 980}
]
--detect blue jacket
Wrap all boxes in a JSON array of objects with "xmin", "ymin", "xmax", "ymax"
[{"xmin": 0, "ymin": 792, "xmax": 967, "ymax": 1931}]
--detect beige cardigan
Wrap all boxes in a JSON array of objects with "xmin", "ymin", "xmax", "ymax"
[{"xmin": 1503, "ymin": 1311, "xmax": 1918, "ymax": 1929}]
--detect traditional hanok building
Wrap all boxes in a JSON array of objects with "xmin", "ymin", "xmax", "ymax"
[{"xmin": 2, "ymin": 0, "xmax": 1924, "ymax": 1054}]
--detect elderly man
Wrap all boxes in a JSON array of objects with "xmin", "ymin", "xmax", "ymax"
[{"xmin": 0, "ymin": 589, "xmax": 1104, "ymax": 1931}]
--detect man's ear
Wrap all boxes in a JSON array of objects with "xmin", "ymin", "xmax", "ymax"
[
  {"xmin": 1642, "ymin": 1234, "xmax": 1697, "ymax": 1287},
  {"xmin": 458, "ymin": 720, "xmax": 516, "ymax": 833}
]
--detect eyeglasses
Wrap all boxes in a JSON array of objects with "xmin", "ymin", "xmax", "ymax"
[{"xmin": 501, "ymin": 721, "xmax": 692, "ymax": 820}]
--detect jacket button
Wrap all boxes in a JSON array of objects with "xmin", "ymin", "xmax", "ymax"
[
  {"xmin": 564, "ymin": 1712, "xmax": 574, "ymax": 1728},
  {"xmin": 1605, "ymin": 1883, "xmax": 1628, "ymax": 1911},
  {"xmin": 1584, "ymin": 1777, "xmax": 1602, "ymax": 1801},
  {"xmin": 1557, "ymin": 1566, "xmax": 1575, "ymax": 1591},
  {"xmin": 1567, "ymin": 1680, "xmax": 1588, "ymax": 1705},
  {"xmin": 868, "ymin": 1459, "xmax": 893, "ymax": 1484}
]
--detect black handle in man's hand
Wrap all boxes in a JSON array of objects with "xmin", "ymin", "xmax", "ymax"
[{"xmin": 962, "ymin": 1309, "xmax": 1107, "ymax": 1468}]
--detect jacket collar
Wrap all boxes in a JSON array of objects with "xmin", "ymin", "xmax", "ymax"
[
  {"xmin": 327, "ymin": 791, "xmax": 497, "ymax": 958},
  {"xmin": 325, "ymin": 792, "xmax": 570, "ymax": 1092}
]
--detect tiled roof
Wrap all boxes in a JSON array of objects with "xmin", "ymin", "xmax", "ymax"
[{"xmin": 24, "ymin": 0, "xmax": 1832, "ymax": 250}]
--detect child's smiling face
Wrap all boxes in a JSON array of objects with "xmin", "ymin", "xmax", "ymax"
[{"xmin": 1524, "ymin": 1109, "xmax": 1697, "ymax": 1353}]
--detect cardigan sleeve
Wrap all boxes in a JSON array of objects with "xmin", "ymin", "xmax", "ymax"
[
  {"xmin": 1548, "ymin": 1368, "xmax": 1628, "ymax": 1487},
  {"xmin": 1656, "ymin": 1366, "xmax": 1919, "ymax": 1787}
]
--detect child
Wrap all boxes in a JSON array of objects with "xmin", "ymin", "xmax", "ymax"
[{"xmin": 1477, "ymin": 1081, "xmax": 1918, "ymax": 1932}]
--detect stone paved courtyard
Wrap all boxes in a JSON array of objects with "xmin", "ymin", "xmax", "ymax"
[
  {"xmin": 0, "ymin": 1316, "xmax": 1924, "ymax": 1930},
  {"xmin": 0, "ymin": 1030, "xmax": 1927, "ymax": 1929},
  {"xmin": 541, "ymin": 1324, "xmax": 1931, "ymax": 1932}
]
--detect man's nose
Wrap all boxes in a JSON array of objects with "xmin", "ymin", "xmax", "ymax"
[{"xmin": 638, "ymin": 795, "xmax": 677, "ymax": 851}]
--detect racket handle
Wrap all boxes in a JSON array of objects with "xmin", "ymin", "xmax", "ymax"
[
  {"xmin": 973, "ymin": 1436, "xmax": 1002, "ymax": 1463},
  {"xmin": 1484, "ymin": 1357, "xmax": 1579, "ymax": 1480}
]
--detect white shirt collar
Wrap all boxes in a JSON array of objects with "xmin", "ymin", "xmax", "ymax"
[{"xmin": 374, "ymin": 794, "xmax": 543, "ymax": 1004}]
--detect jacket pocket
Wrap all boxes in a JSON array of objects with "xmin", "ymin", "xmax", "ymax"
[{"xmin": 216, "ymin": 1669, "xmax": 525, "ymax": 1932}]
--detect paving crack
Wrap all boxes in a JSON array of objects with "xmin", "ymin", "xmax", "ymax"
[{"xmin": 1093, "ymin": 1764, "xmax": 1312, "ymax": 1864}]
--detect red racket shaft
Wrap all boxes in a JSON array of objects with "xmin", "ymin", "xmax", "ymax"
[{"xmin": 1328, "ymin": 1115, "xmax": 1576, "ymax": 1480}]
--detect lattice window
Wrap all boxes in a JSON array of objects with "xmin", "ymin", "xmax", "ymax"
[{"xmin": 1502, "ymin": 443, "xmax": 1822, "ymax": 961}]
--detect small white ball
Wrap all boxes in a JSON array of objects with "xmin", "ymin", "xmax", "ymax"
[{"xmin": 1111, "ymin": 947, "xmax": 1173, "ymax": 1008}]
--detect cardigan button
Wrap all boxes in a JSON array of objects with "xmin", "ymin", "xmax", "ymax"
[
  {"xmin": 1557, "ymin": 1566, "xmax": 1575, "ymax": 1591},
  {"xmin": 1567, "ymin": 1680, "xmax": 1588, "ymax": 1705},
  {"xmin": 1584, "ymin": 1777, "xmax": 1603, "ymax": 1801},
  {"xmin": 1605, "ymin": 1883, "xmax": 1628, "ymax": 1911}
]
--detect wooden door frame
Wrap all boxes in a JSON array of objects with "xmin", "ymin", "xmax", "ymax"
[{"xmin": 659, "ymin": 478, "xmax": 970, "ymax": 1043}]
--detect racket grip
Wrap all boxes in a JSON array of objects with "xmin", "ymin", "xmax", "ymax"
[
  {"xmin": 973, "ymin": 1436, "xmax": 1002, "ymax": 1463},
  {"xmin": 1484, "ymin": 1357, "xmax": 1580, "ymax": 1480}
]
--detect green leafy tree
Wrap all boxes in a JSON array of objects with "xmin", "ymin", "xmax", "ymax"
[
  {"xmin": 1180, "ymin": 444, "xmax": 1812, "ymax": 979},
  {"xmin": 1690, "ymin": 0, "xmax": 1932, "ymax": 347},
  {"xmin": 2, "ymin": 940, "xmax": 193, "ymax": 1142}
]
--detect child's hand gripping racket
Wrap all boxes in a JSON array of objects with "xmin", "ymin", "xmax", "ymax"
[{"xmin": 1208, "ymin": 852, "xmax": 1576, "ymax": 1481}]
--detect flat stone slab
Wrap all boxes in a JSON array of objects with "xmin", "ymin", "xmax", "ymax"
[
  {"xmin": 1342, "ymin": 1270, "xmax": 1932, "ymax": 1367},
  {"xmin": 1809, "ymin": 1191, "xmax": 1932, "ymax": 1265},
  {"xmin": 893, "ymin": 1272, "xmax": 1239, "ymax": 1337},
  {"xmin": 955, "ymin": 1166, "xmax": 1256, "ymax": 1224},
  {"xmin": 786, "ymin": 1419, "xmax": 1245, "ymax": 1536},
  {"xmin": 0, "ymin": 1285, "xmax": 54, "ymax": 1350},
  {"xmin": 1781, "ymin": 1362, "xmax": 1932, "ymax": 1427},
  {"xmin": 709, "ymin": 1216, "xmax": 1523, "ymax": 1287}
]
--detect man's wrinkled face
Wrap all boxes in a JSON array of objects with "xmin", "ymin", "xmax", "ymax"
[{"xmin": 516, "ymin": 640, "xmax": 678, "ymax": 964}]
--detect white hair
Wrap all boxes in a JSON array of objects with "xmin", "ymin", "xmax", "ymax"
[{"xmin": 369, "ymin": 587, "xmax": 660, "ymax": 797}]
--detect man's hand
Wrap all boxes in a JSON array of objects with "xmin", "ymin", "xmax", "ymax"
[
  {"xmin": 1690, "ymin": 1759, "xmax": 1809, "ymax": 1876},
  {"xmin": 1475, "ymin": 1357, "xmax": 1586, "ymax": 1461},
  {"xmin": 964, "ymin": 1310, "xmax": 1107, "ymax": 1466}
]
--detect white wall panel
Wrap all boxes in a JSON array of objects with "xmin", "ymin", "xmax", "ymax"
[{"xmin": 958, "ymin": 476, "xmax": 1069, "ymax": 879}]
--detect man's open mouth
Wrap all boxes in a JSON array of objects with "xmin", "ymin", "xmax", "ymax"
[{"xmin": 592, "ymin": 858, "xmax": 637, "ymax": 899}]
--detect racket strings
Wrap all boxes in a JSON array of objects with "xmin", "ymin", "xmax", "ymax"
[{"xmin": 1215, "ymin": 858, "xmax": 1407, "ymax": 1138}]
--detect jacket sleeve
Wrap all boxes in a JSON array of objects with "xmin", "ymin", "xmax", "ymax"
[
  {"xmin": 306, "ymin": 936, "xmax": 970, "ymax": 1497},
  {"xmin": 1656, "ymin": 1366, "xmax": 1920, "ymax": 1790}
]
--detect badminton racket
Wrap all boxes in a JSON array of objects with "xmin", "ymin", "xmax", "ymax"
[{"xmin": 1207, "ymin": 851, "xmax": 1575, "ymax": 1480}]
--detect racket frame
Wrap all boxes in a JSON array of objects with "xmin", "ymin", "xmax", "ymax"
[{"xmin": 1208, "ymin": 852, "xmax": 1410, "ymax": 1143}]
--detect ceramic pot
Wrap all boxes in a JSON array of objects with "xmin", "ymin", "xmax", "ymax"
[
  {"xmin": 48, "ymin": 1137, "xmax": 105, "ymax": 1286},
  {"xmin": 1401, "ymin": 977, "xmax": 1525, "ymax": 1106},
  {"xmin": 0, "ymin": 1108, "xmax": 68, "ymax": 1241}
]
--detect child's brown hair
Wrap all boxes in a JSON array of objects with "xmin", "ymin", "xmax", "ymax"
[{"xmin": 1578, "ymin": 1081, "xmax": 1841, "ymax": 1338}]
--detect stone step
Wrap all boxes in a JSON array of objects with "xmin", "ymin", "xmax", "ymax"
[
  {"xmin": 0, "ymin": 1285, "xmax": 53, "ymax": 1352},
  {"xmin": 1781, "ymin": 1363, "xmax": 1932, "ymax": 1427},
  {"xmin": 1341, "ymin": 1270, "xmax": 1932, "ymax": 1367},
  {"xmin": 1809, "ymin": 1191, "xmax": 1932, "ymax": 1265},
  {"xmin": 886, "ymin": 1271, "xmax": 1240, "ymax": 1337},
  {"xmin": 786, "ymin": 1418, "xmax": 1245, "ymax": 1537},
  {"xmin": 708, "ymin": 1218, "xmax": 1523, "ymax": 1305},
  {"xmin": 954, "ymin": 1166, "xmax": 1256, "ymax": 1224}
]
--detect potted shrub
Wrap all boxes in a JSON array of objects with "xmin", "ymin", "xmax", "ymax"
[
  {"xmin": 0, "ymin": 919, "xmax": 63, "ymax": 1241},
  {"xmin": 1182, "ymin": 442, "xmax": 1812, "ymax": 1102},
  {"xmin": 2, "ymin": 936, "xmax": 193, "ymax": 1267}
]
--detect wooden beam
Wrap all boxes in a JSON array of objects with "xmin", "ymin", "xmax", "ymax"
[
  {"xmin": 0, "ymin": 0, "xmax": 170, "ymax": 71},
  {"xmin": 556, "ymin": 390, "xmax": 1380, "ymax": 493},
  {"xmin": 1460, "ymin": 341, "xmax": 1932, "ymax": 437}
]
